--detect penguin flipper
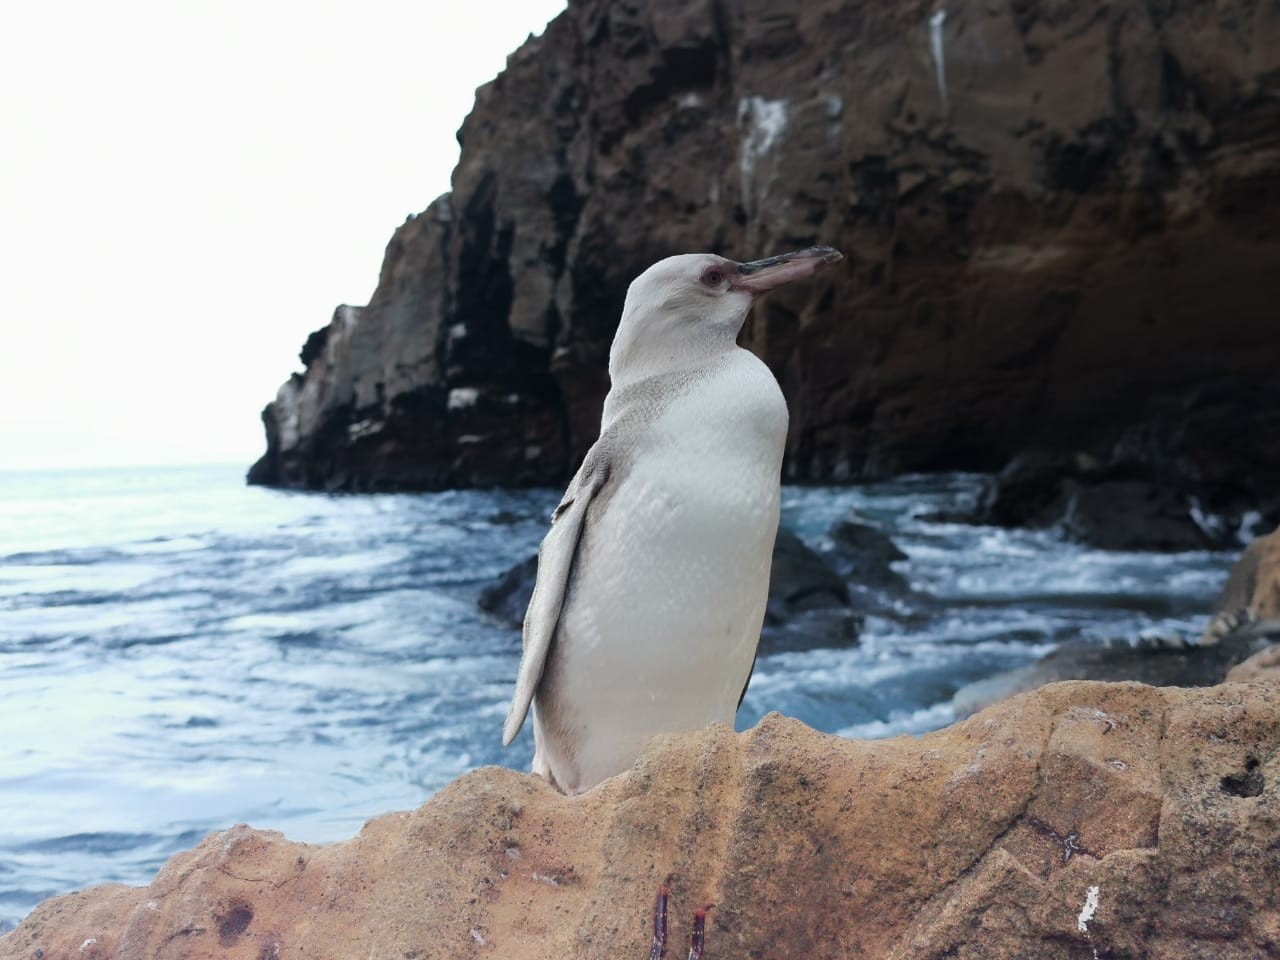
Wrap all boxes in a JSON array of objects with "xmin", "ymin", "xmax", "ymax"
[{"xmin": 502, "ymin": 452, "xmax": 611, "ymax": 746}]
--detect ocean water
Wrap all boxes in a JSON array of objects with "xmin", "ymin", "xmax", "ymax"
[{"xmin": 0, "ymin": 464, "xmax": 1232, "ymax": 932}]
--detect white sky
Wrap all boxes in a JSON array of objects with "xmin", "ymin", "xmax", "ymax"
[{"xmin": 0, "ymin": 0, "xmax": 567, "ymax": 471}]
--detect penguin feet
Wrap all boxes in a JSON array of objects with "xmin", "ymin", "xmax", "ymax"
[{"xmin": 649, "ymin": 876, "xmax": 714, "ymax": 960}]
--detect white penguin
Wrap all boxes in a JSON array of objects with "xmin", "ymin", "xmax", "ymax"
[{"xmin": 503, "ymin": 246, "xmax": 844, "ymax": 794}]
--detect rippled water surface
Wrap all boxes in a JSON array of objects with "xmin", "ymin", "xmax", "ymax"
[{"xmin": 0, "ymin": 465, "xmax": 1232, "ymax": 931}]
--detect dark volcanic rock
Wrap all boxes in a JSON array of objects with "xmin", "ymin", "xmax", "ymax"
[
  {"xmin": 819, "ymin": 517, "xmax": 933, "ymax": 622},
  {"xmin": 248, "ymin": 205, "xmax": 569, "ymax": 491},
  {"xmin": 482, "ymin": 527, "xmax": 861, "ymax": 649},
  {"xmin": 975, "ymin": 449, "xmax": 1234, "ymax": 551},
  {"xmin": 1060, "ymin": 482, "xmax": 1213, "ymax": 552},
  {"xmin": 979, "ymin": 451, "xmax": 1105, "ymax": 529},
  {"xmin": 827, "ymin": 519, "xmax": 908, "ymax": 586},
  {"xmin": 478, "ymin": 555, "xmax": 539, "ymax": 628},
  {"xmin": 763, "ymin": 528, "xmax": 862, "ymax": 651},
  {"xmin": 251, "ymin": 0, "xmax": 1280, "ymax": 500},
  {"xmin": 765, "ymin": 528, "xmax": 851, "ymax": 619}
]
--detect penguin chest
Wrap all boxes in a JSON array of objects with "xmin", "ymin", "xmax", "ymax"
[
  {"xmin": 619, "ymin": 366, "xmax": 786, "ymax": 591},
  {"xmin": 555, "ymin": 358, "xmax": 786, "ymax": 714}
]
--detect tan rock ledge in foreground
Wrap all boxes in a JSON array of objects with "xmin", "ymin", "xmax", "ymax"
[{"xmin": 4, "ymin": 680, "xmax": 1278, "ymax": 959}]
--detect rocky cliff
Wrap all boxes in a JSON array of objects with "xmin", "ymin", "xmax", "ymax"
[
  {"xmin": 249, "ymin": 0, "xmax": 1280, "ymax": 504},
  {"xmin": 5, "ymin": 681, "xmax": 1279, "ymax": 959}
]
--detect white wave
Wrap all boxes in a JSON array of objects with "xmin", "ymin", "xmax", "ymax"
[
  {"xmin": 837, "ymin": 701, "xmax": 956, "ymax": 740},
  {"xmin": 1238, "ymin": 511, "xmax": 1266, "ymax": 543}
]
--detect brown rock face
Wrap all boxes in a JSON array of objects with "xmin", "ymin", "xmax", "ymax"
[
  {"xmin": 245, "ymin": 203, "xmax": 568, "ymax": 490},
  {"xmin": 1214, "ymin": 527, "xmax": 1280, "ymax": 679},
  {"xmin": 1227, "ymin": 645, "xmax": 1280, "ymax": 683},
  {"xmin": 5, "ymin": 681, "xmax": 1280, "ymax": 959},
  {"xmin": 1216, "ymin": 526, "xmax": 1280, "ymax": 623},
  {"xmin": 249, "ymin": 0, "xmax": 1280, "ymax": 496}
]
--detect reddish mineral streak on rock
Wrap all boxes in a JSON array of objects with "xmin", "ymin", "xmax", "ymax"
[
  {"xmin": 648, "ymin": 879, "xmax": 669, "ymax": 960},
  {"xmin": 687, "ymin": 904, "xmax": 713, "ymax": 960}
]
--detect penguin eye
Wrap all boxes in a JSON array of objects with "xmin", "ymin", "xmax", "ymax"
[{"xmin": 701, "ymin": 268, "xmax": 725, "ymax": 287}]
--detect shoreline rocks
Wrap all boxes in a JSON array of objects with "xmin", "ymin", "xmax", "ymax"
[
  {"xmin": 478, "ymin": 555, "xmax": 539, "ymax": 628},
  {"xmin": 976, "ymin": 449, "xmax": 1217, "ymax": 552},
  {"xmin": 763, "ymin": 528, "xmax": 860, "ymax": 644},
  {"xmin": 1214, "ymin": 526, "xmax": 1280, "ymax": 682},
  {"xmin": 478, "ymin": 516, "xmax": 919, "ymax": 651},
  {"xmin": 6, "ymin": 681, "xmax": 1279, "ymax": 959},
  {"xmin": 967, "ymin": 440, "xmax": 1278, "ymax": 553},
  {"xmin": 479, "ymin": 522, "xmax": 905, "ymax": 652},
  {"xmin": 1211, "ymin": 525, "xmax": 1280, "ymax": 626},
  {"xmin": 956, "ymin": 526, "xmax": 1280, "ymax": 717}
]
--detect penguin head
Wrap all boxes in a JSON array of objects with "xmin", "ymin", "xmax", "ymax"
[{"xmin": 609, "ymin": 247, "xmax": 842, "ymax": 384}]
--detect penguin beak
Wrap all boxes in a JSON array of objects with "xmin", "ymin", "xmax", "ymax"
[{"xmin": 731, "ymin": 246, "xmax": 844, "ymax": 295}]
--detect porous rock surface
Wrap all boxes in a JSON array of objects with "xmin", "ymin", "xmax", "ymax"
[
  {"xmin": 249, "ymin": 0, "xmax": 1280, "ymax": 509},
  {"xmin": 5, "ymin": 680, "xmax": 1279, "ymax": 959}
]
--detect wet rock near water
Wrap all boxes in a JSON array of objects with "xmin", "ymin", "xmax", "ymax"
[
  {"xmin": 762, "ymin": 528, "xmax": 862, "ymax": 652},
  {"xmin": 1211, "ymin": 525, "xmax": 1280, "ymax": 682},
  {"xmin": 972, "ymin": 449, "xmax": 1251, "ymax": 552},
  {"xmin": 477, "ymin": 555, "xmax": 539, "ymax": 629},
  {"xmin": 977, "ymin": 451, "xmax": 1216, "ymax": 552},
  {"xmin": 479, "ymin": 519, "xmax": 919, "ymax": 652},
  {"xmin": 825, "ymin": 520, "xmax": 908, "ymax": 586},
  {"xmin": 1059, "ymin": 482, "xmax": 1215, "ymax": 552},
  {"xmin": 8, "ymin": 682, "xmax": 1280, "ymax": 959},
  {"xmin": 764, "ymin": 529, "xmax": 852, "ymax": 618},
  {"xmin": 818, "ymin": 518, "xmax": 934, "ymax": 622},
  {"xmin": 479, "ymin": 525, "xmax": 883, "ymax": 652},
  {"xmin": 970, "ymin": 379, "xmax": 1280, "ymax": 551},
  {"xmin": 958, "ymin": 525, "xmax": 1280, "ymax": 718}
]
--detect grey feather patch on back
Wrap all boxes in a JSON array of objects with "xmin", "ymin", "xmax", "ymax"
[{"xmin": 501, "ymin": 452, "xmax": 611, "ymax": 746}]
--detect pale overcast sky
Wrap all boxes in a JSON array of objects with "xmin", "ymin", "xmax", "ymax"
[{"xmin": 0, "ymin": 0, "xmax": 567, "ymax": 470}]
